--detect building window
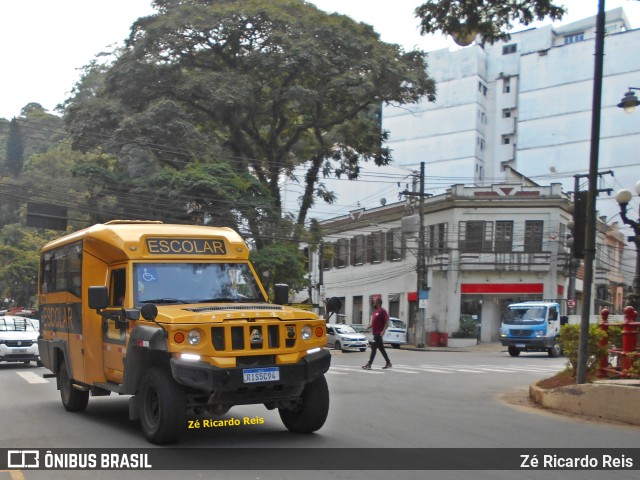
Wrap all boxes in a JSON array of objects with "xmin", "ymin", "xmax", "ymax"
[
  {"xmin": 564, "ymin": 32, "xmax": 584, "ymax": 44},
  {"xmin": 502, "ymin": 135, "xmax": 511, "ymax": 145},
  {"xmin": 367, "ymin": 232, "xmax": 385, "ymax": 263},
  {"xmin": 426, "ymin": 223, "xmax": 447, "ymax": 255},
  {"xmin": 502, "ymin": 109, "xmax": 512, "ymax": 118},
  {"xmin": 351, "ymin": 235, "xmax": 366, "ymax": 266},
  {"xmin": 495, "ymin": 221, "xmax": 513, "ymax": 252},
  {"xmin": 334, "ymin": 239, "xmax": 349, "ymax": 268},
  {"xmin": 459, "ymin": 221, "xmax": 493, "ymax": 253},
  {"xmin": 502, "ymin": 44, "xmax": 517, "ymax": 55},
  {"xmin": 524, "ymin": 220, "xmax": 544, "ymax": 253},
  {"xmin": 386, "ymin": 229, "xmax": 404, "ymax": 261},
  {"xmin": 503, "ymin": 77, "xmax": 511, "ymax": 94},
  {"xmin": 322, "ymin": 244, "xmax": 333, "ymax": 270}
]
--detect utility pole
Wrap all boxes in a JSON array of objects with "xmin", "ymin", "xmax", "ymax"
[
  {"xmin": 416, "ymin": 162, "xmax": 427, "ymax": 347},
  {"xmin": 401, "ymin": 162, "xmax": 430, "ymax": 347},
  {"xmin": 577, "ymin": 0, "xmax": 605, "ymax": 385}
]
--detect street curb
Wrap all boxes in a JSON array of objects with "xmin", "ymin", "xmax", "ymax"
[{"xmin": 529, "ymin": 380, "xmax": 640, "ymax": 426}]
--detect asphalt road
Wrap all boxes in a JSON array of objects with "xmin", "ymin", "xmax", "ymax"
[{"xmin": 0, "ymin": 347, "xmax": 638, "ymax": 480}]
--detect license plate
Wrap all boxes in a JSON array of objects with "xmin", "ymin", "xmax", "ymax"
[
  {"xmin": 11, "ymin": 348, "xmax": 27, "ymax": 353},
  {"xmin": 243, "ymin": 367, "xmax": 280, "ymax": 383},
  {"xmin": 516, "ymin": 343, "xmax": 525, "ymax": 348}
]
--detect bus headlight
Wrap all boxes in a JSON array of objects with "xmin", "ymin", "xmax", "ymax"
[
  {"xmin": 301, "ymin": 326, "xmax": 312, "ymax": 340},
  {"xmin": 188, "ymin": 329, "xmax": 202, "ymax": 345}
]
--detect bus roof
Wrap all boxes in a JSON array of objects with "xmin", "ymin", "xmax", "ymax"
[{"xmin": 41, "ymin": 221, "xmax": 250, "ymax": 261}]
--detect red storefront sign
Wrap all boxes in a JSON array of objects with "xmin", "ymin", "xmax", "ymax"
[{"xmin": 461, "ymin": 283, "xmax": 544, "ymax": 294}]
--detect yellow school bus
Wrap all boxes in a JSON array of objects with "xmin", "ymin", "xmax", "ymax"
[{"xmin": 37, "ymin": 221, "xmax": 329, "ymax": 444}]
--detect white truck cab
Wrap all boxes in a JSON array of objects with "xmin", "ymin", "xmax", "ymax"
[{"xmin": 499, "ymin": 301, "xmax": 568, "ymax": 357}]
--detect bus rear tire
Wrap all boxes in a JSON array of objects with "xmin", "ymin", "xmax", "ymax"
[
  {"xmin": 508, "ymin": 346, "xmax": 521, "ymax": 357},
  {"xmin": 138, "ymin": 366, "xmax": 186, "ymax": 445},
  {"xmin": 59, "ymin": 360, "xmax": 89, "ymax": 412},
  {"xmin": 279, "ymin": 375, "xmax": 329, "ymax": 434}
]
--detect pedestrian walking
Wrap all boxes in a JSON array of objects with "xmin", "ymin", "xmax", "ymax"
[{"xmin": 362, "ymin": 298, "xmax": 392, "ymax": 370}]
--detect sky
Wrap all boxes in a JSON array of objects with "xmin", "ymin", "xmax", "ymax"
[{"xmin": 1, "ymin": 0, "xmax": 640, "ymax": 120}]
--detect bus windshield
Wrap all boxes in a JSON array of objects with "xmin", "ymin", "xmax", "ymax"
[
  {"xmin": 133, "ymin": 263, "xmax": 264, "ymax": 305},
  {"xmin": 502, "ymin": 306, "xmax": 547, "ymax": 325}
]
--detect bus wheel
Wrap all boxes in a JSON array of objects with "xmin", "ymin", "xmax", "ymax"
[
  {"xmin": 138, "ymin": 367, "xmax": 186, "ymax": 445},
  {"xmin": 279, "ymin": 375, "xmax": 329, "ymax": 434},
  {"xmin": 59, "ymin": 360, "xmax": 89, "ymax": 412},
  {"xmin": 508, "ymin": 346, "xmax": 521, "ymax": 357},
  {"xmin": 548, "ymin": 343, "xmax": 562, "ymax": 358}
]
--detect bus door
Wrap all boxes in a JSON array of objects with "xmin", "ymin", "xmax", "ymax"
[{"xmin": 102, "ymin": 266, "xmax": 128, "ymax": 383}]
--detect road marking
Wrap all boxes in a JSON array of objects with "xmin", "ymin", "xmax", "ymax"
[
  {"xmin": 0, "ymin": 471, "xmax": 26, "ymax": 480},
  {"xmin": 327, "ymin": 371, "xmax": 348, "ymax": 375},
  {"xmin": 380, "ymin": 368, "xmax": 418, "ymax": 374},
  {"xmin": 329, "ymin": 363, "xmax": 565, "ymax": 376},
  {"xmin": 16, "ymin": 372, "xmax": 49, "ymax": 384}
]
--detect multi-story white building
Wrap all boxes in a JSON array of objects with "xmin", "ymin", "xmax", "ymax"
[
  {"xmin": 309, "ymin": 169, "xmax": 625, "ymax": 344},
  {"xmin": 381, "ymin": 7, "xmax": 640, "ymax": 223}
]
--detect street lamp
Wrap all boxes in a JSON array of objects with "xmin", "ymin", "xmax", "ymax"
[
  {"xmin": 616, "ymin": 87, "xmax": 640, "ymax": 114},
  {"xmin": 614, "ymin": 181, "xmax": 640, "ymax": 312}
]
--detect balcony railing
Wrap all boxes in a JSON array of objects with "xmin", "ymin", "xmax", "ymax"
[{"xmin": 426, "ymin": 250, "xmax": 559, "ymax": 271}]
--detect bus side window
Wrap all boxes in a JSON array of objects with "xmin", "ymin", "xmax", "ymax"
[{"xmin": 111, "ymin": 268, "xmax": 127, "ymax": 306}]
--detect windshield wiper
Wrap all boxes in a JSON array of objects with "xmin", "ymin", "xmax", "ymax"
[
  {"xmin": 197, "ymin": 297, "xmax": 242, "ymax": 303},
  {"xmin": 140, "ymin": 298, "xmax": 187, "ymax": 305}
]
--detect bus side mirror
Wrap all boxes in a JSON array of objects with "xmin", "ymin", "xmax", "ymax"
[
  {"xmin": 274, "ymin": 284, "xmax": 289, "ymax": 305},
  {"xmin": 88, "ymin": 286, "xmax": 109, "ymax": 310},
  {"xmin": 140, "ymin": 303, "xmax": 158, "ymax": 322}
]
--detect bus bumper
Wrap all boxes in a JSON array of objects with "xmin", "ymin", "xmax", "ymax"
[
  {"xmin": 500, "ymin": 337, "xmax": 555, "ymax": 350},
  {"xmin": 169, "ymin": 348, "xmax": 331, "ymax": 405}
]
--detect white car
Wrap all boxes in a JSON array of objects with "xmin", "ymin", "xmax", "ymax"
[
  {"xmin": 365, "ymin": 317, "xmax": 407, "ymax": 349},
  {"xmin": 326, "ymin": 324, "xmax": 368, "ymax": 352},
  {"xmin": 0, "ymin": 316, "xmax": 40, "ymax": 365}
]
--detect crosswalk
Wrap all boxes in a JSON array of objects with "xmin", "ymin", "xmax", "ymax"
[{"xmin": 328, "ymin": 363, "xmax": 564, "ymax": 376}]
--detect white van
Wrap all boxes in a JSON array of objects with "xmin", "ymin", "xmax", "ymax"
[{"xmin": 365, "ymin": 317, "xmax": 407, "ymax": 349}]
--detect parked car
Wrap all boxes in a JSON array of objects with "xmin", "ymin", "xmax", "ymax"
[
  {"xmin": 326, "ymin": 324, "xmax": 368, "ymax": 352},
  {"xmin": 364, "ymin": 317, "xmax": 407, "ymax": 349},
  {"xmin": 0, "ymin": 315, "xmax": 40, "ymax": 365}
]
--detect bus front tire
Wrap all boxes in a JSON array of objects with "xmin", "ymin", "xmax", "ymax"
[
  {"xmin": 548, "ymin": 343, "xmax": 562, "ymax": 358},
  {"xmin": 138, "ymin": 367, "xmax": 186, "ymax": 445},
  {"xmin": 508, "ymin": 346, "xmax": 521, "ymax": 357},
  {"xmin": 279, "ymin": 375, "xmax": 329, "ymax": 434},
  {"xmin": 59, "ymin": 360, "xmax": 89, "ymax": 412}
]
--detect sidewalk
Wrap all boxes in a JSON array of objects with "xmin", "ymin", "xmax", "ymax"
[{"xmin": 529, "ymin": 378, "xmax": 640, "ymax": 426}]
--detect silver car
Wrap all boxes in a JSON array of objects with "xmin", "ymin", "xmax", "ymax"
[
  {"xmin": 326, "ymin": 324, "xmax": 368, "ymax": 352},
  {"xmin": 0, "ymin": 316, "xmax": 40, "ymax": 365}
]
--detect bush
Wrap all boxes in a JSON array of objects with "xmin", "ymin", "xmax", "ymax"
[
  {"xmin": 560, "ymin": 323, "xmax": 607, "ymax": 376},
  {"xmin": 451, "ymin": 315, "xmax": 478, "ymax": 338}
]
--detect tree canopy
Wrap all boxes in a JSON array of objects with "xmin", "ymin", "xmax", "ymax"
[
  {"xmin": 64, "ymin": 0, "xmax": 436, "ymax": 246},
  {"xmin": 415, "ymin": 0, "xmax": 566, "ymax": 45}
]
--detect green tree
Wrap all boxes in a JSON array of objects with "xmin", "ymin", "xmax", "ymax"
[
  {"xmin": 0, "ymin": 224, "xmax": 58, "ymax": 308},
  {"xmin": 63, "ymin": 0, "xmax": 435, "ymax": 243},
  {"xmin": 415, "ymin": 0, "xmax": 566, "ymax": 45},
  {"xmin": 5, "ymin": 118, "xmax": 24, "ymax": 176}
]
